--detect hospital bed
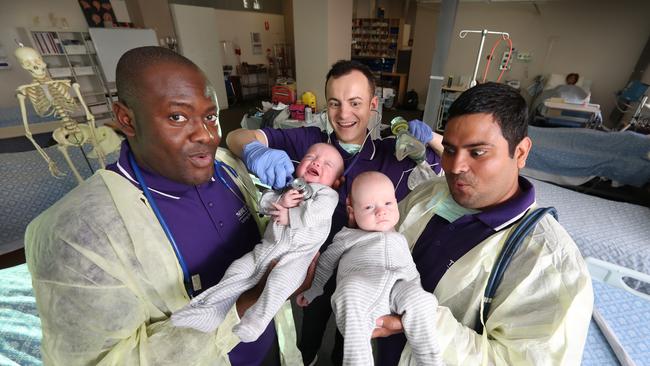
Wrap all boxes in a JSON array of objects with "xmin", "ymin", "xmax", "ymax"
[
  {"xmin": 2, "ymin": 258, "xmax": 648, "ymax": 365},
  {"xmin": 0, "ymin": 106, "xmax": 59, "ymax": 139},
  {"xmin": 0, "ymin": 145, "xmax": 119, "ymax": 255},
  {"xmin": 0, "ymin": 105, "xmax": 115, "ymax": 140},
  {"xmin": 529, "ymin": 73, "xmax": 602, "ymax": 128},
  {"xmin": 582, "ymin": 258, "xmax": 650, "ymax": 366},
  {"xmin": 530, "ymin": 177, "xmax": 650, "ymax": 294},
  {"xmin": 1, "ymin": 174, "xmax": 649, "ymax": 364},
  {"xmin": 523, "ymin": 126, "xmax": 650, "ymax": 188},
  {"xmin": 538, "ymin": 98, "xmax": 602, "ymax": 128}
]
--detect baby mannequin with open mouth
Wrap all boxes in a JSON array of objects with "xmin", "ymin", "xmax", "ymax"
[{"xmin": 172, "ymin": 143, "xmax": 343, "ymax": 343}]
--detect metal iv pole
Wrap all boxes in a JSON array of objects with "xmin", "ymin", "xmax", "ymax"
[{"xmin": 459, "ymin": 29, "xmax": 510, "ymax": 87}]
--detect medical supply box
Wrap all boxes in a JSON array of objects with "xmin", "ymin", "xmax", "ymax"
[
  {"xmin": 289, "ymin": 104, "xmax": 305, "ymax": 121},
  {"xmin": 272, "ymin": 85, "xmax": 296, "ymax": 105}
]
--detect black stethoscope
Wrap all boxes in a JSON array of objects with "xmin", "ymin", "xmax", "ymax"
[{"xmin": 128, "ymin": 152, "xmax": 246, "ymax": 297}]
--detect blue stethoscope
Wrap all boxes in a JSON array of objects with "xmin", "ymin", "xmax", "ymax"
[{"xmin": 128, "ymin": 152, "xmax": 245, "ymax": 297}]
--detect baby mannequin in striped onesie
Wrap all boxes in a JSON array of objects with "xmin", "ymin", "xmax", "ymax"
[
  {"xmin": 298, "ymin": 172, "xmax": 442, "ymax": 366},
  {"xmin": 172, "ymin": 143, "xmax": 343, "ymax": 342}
]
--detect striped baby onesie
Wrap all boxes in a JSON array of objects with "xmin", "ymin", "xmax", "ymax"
[
  {"xmin": 302, "ymin": 227, "xmax": 443, "ymax": 366},
  {"xmin": 172, "ymin": 183, "xmax": 338, "ymax": 342}
]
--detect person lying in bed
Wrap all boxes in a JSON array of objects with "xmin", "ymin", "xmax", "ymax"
[
  {"xmin": 565, "ymin": 72, "xmax": 580, "ymax": 85},
  {"xmin": 555, "ymin": 72, "xmax": 590, "ymax": 103}
]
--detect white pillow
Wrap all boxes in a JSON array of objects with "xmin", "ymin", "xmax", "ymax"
[{"xmin": 544, "ymin": 73, "xmax": 591, "ymax": 92}]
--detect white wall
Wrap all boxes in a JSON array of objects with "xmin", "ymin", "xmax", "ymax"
[
  {"xmin": 0, "ymin": 0, "xmax": 89, "ymax": 108},
  {"xmin": 293, "ymin": 0, "xmax": 351, "ymax": 108},
  {"xmin": 293, "ymin": 0, "xmax": 329, "ymax": 107},
  {"xmin": 327, "ymin": 0, "xmax": 353, "ymax": 68},
  {"xmin": 415, "ymin": 0, "xmax": 650, "ymax": 119},
  {"xmin": 171, "ymin": 5, "xmax": 286, "ymax": 110},
  {"xmin": 354, "ymin": 0, "xmax": 406, "ymax": 19},
  {"xmin": 170, "ymin": 4, "xmax": 228, "ymax": 109},
  {"xmin": 213, "ymin": 9, "xmax": 285, "ymax": 66},
  {"xmin": 129, "ymin": 0, "xmax": 176, "ymax": 40},
  {"xmin": 354, "ymin": 0, "xmax": 374, "ymax": 18},
  {"xmin": 408, "ymin": 2, "xmax": 438, "ymax": 110}
]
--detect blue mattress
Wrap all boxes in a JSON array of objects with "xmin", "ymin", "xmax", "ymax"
[
  {"xmin": 582, "ymin": 280, "xmax": 650, "ymax": 365},
  {"xmin": 2, "ymin": 263, "xmax": 648, "ymax": 365},
  {"xmin": 527, "ymin": 126, "xmax": 650, "ymax": 187},
  {"xmin": 0, "ymin": 106, "xmax": 57, "ymax": 129},
  {"xmin": 0, "ymin": 264, "xmax": 41, "ymax": 366},
  {"xmin": 0, "ymin": 145, "xmax": 118, "ymax": 253},
  {"xmin": 531, "ymin": 178, "xmax": 650, "ymax": 292}
]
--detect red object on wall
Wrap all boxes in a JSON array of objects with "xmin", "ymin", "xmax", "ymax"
[{"xmin": 264, "ymin": 20, "xmax": 269, "ymax": 30}]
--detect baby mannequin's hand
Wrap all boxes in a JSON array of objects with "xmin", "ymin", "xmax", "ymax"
[
  {"xmin": 269, "ymin": 203, "xmax": 289, "ymax": 225},
  {"xmin": 279, "ymin": 189, "xmax": 303, "ymax": 208},
  {"xmin": 296, "ymin": 294, "xmax": 310, "ymax": 307}
]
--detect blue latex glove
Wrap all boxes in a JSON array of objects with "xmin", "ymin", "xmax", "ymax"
[
  {"xmin": 408, "ymin": 119, "xmax": 433, "ymax": 145},
  {"xmin": 243, "ymin": 141, "xmax": 294, "ymax": 189}
]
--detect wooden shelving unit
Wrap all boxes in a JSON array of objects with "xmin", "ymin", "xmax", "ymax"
[{"xmin": 351, "ymin": 18, "xmax": 402, "ymax": 59}]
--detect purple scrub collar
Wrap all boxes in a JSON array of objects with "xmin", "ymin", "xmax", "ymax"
[
  {"xmin": 111, "ymin": 141, "xmax": 214, "ymax": 197},
  {"xmin": 471, "ymin": 176, "xmax": 536, "ymax": 231}
]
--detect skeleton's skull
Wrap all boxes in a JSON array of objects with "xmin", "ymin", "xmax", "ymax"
[{"xmin": 15, "ymin": 46, "xmax": 48, "ymax": 78}]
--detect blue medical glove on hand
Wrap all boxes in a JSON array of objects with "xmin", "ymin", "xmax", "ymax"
[
  {"xmin": 408, "ymin": 119, "xmax": 433, "ymax": 145},
  {"xmin": 243, "ymin": 141, "xmax": 294, "ymax": 189}
]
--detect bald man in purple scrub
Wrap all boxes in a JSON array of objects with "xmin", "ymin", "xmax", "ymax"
[{"xmin": 26, "ymin": 46, "xmax": 304, "ymax": 366}]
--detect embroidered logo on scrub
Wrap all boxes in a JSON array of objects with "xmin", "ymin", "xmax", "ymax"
[{"xmin": 236, "ymin": 206, "xmax": 251, "ymax": 223}]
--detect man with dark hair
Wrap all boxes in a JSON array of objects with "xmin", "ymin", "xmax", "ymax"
[
  {"xmin": 373, "ymin": 82, "xmax": 593, "ymax": 365},
  {"xmin": 227, "ymin": 59, "xmax": 444, "ymax": 365},
  {"xmin": 115, "ymin": 46, "xmax": 199, "ymax": 108},
  {"xmin": 447, "ymin": 81, "xmax": 528, "ymax": 156},
  {"xmin": 325, "ymin": 59, "xmax": 377, "ymax": 98},
  {"xmin": 25, "ymin": 46, "xmax": 303, "ymax": 365}
]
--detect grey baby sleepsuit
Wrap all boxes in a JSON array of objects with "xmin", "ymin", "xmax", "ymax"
[
  {"xmin": 302, "ymin": 227, "xmax": 442, "ymax": 366},
  {"xmin": 171, "ymin": 183, "xmax": 337, "ymax": 342}
]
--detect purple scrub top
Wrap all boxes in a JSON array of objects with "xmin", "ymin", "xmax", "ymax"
[
  {"xmin": 376, "ymin": 177, "xmax": 536, "ymax": 365},
  {"xmin": 262, "ymin": 126, "xmax": 441, "ymax": 243},
  {"xmin": 107, "ymin": 141, "xmax": 276, "ymax": 365}
]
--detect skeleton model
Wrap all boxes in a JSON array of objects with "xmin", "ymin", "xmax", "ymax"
[{"xmin": 15, "ymin": 44, "xmax": 117, "ymax": 183}]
